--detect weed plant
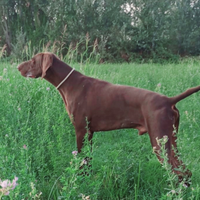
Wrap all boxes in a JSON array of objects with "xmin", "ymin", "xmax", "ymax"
[
  {"xmin": 0, "ymin": 56, "xmax": 200, "ymax": 199},
  {"xmin": 10, "ymin": 30, "xmax": 100, "ymax": 65}
]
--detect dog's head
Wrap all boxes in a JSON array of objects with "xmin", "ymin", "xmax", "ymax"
[{"xmin": 17, "ymin": 52, "xmax": 53, "ymax": 78}]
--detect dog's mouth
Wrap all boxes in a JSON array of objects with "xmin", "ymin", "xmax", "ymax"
[
  {"xmin": 18, "ymin": 71, "xmax": 32, "ymax": 78},
  {"xmin": 18, "ymin": 71, "xmax": 27, "ymax": 78},
  {"xmin": 18, "ymin": 68, "xmax": 37, "ymax": 78},
  {"xmin": 26, "ymin": 72, "xmax": 36, "ymax": 78}
]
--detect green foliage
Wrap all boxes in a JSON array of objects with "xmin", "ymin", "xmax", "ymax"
[
  {"xmin": 1, "ymin": 0, "xmax": 200, "ymax": 62},
  {"xmin": 1, "ymin": 59, "xmax": 200, "ymax": 199},
  {"xmin": 154, "ymin": 136, "xmax": 189, "ymax": 199},
  {"xmin": 10, "ymin": 29, "xmax": 27, "ymax": 61}
]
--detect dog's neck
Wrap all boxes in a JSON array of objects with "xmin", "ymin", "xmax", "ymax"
[
  {"xmin": 44, "ymin": 55, "xmax": 74, "ymax": 87},
  {"xmin": 43, "ymin": 56, "xmax": 85, "ymax": 116},
  {"xmin": 56, "ymin": 68, "xmax": 75, "ymax": 89},
  {"xmin": 43, "ymin": 56, "xmax": 84, "ymax": 102}
]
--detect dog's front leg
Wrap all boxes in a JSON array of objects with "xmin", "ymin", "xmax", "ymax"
[{"xmin": 75, "ymin": 128, "xmax": 93, "ymax": 174}]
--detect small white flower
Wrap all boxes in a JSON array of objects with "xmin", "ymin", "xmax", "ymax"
[
  {"xmin": 171, "ymin": 189, "xmax": 176, "ymax": 194},
  {"xmin": 81, "ymin": 159, "xmax": 88, "ymax": 165},
  {"xmin": 183, "ymin": 183, "xmax": 188, "ymax": 188},
  {"xmin": 185, "ymin": 111, "xmax": 188, "ymax": 115},
  {"xmin": 72, "ymin": 151, "xmax": 78, "ymax": 156},
  {"xmin": 163, "ymin": 135, "xmax": 168, "ymax": 143},
  {"xmin": 157, "ymin": 83, "xmax": 161, "ymax": 87},
  {"xmin": 0, "ymin": 177, "xmax": 18, "ymax": 196}
]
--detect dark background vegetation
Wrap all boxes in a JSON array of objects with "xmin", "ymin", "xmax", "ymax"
[{"xmin": 1, "ymin": 0, "xmax": 200, "ymax": 62}]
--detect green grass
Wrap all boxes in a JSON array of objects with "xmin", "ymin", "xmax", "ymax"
[{"xmin": 1, "ymin": 59, "xmax": 200, "ymax": 199}]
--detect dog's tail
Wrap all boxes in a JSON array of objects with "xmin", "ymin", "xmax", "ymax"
[{"xmin": 169, "ymin": 85, "xmax": 200, "ymax": 104}]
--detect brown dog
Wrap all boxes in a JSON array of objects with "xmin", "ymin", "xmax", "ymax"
[{"xmin": 18, "ymin": 52, "xmax": 200, "ymax": 181}]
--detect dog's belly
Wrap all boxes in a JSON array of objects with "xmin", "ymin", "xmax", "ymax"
[{"xmin": 89, "ymin": 118, "xmax": 146, "ymax": 134}]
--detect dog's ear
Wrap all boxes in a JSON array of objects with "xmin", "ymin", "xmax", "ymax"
[{"xmin": 41, "ymin": 53, "xmax": 53, "ymax": 78}]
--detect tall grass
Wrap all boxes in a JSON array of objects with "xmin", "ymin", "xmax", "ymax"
[
  {"xmin": 0, "ymin": 56, "xmax": 200, "ymax": 199},
  {"xmin": 10, "ymin": 29, "xmax": 100, "ymax": 65}
]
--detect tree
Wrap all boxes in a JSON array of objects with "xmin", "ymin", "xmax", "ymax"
[{"xmin": 1, "ymin": 0, "xmax": 200, "ymax": 61}]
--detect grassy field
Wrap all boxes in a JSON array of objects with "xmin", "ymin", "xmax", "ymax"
[{"xmin": 1, "ymin": 58, "xmax": 200, "ymax": 199}]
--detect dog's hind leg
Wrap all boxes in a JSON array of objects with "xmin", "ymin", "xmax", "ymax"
[{"xmin": 147, "ymin": 109, "xmax": 191, "ymax": 185}]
